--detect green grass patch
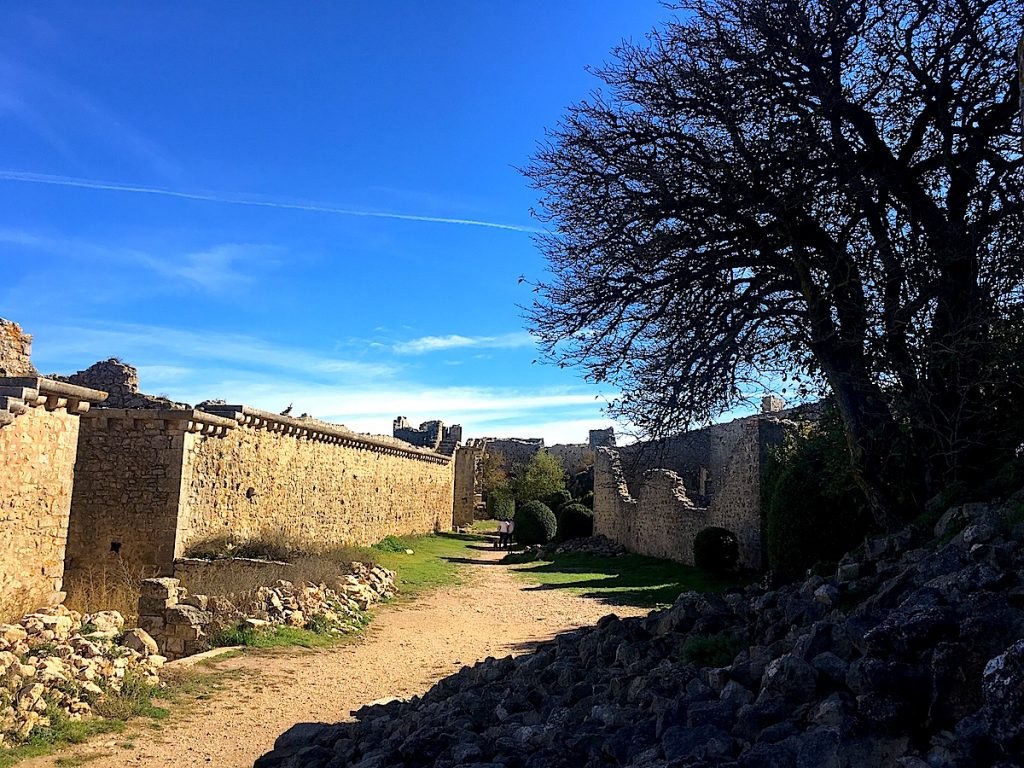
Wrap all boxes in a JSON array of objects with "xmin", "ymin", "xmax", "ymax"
[
  {"xmin": 209, "ymin": 623, "xmax": 344, "ymax": 649},
  {"xmin": 369, "ymin": 532, "xmax": 489, "ymax": 598},
  {"xmin": 506, "ymin": 551, "xmax": 748, "ymax": 609}
]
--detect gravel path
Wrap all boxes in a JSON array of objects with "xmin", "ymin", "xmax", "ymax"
[{"xmin": 22, "ymin": 544, "xmax": 646, "ymax": 768}]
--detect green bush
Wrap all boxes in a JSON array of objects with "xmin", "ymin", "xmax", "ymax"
[
  {"xmin": 692, "ymin": 527, "xmax": 739, "ymax": 575},
  {"xmin": 557, "ymin": 502, "xmax": 593, "ymax": 540},
  {"xmin": 513, "ymin": 500, "xmax": 558, "ymax": 545},
  {"xmin": 763, "ymin": 401, "xmax": 875, "ymax": 578},
  {"xmin": 486, "ymin": 489, "xmax": 515, "ymax": 521},
  {"xmin": 373, "ymin": 535, "xmax": 408, "ymax": 553},
  {"xmin": 512, "ymin": 452, "xmax": 567, "ymax": 504},
  {"xmin": 546, "ymin": 489, "xmax": 573, "ymax": 511},
  {"xmin": 580, "ymin": 490, "xmax": 594, "ymax": 509}
]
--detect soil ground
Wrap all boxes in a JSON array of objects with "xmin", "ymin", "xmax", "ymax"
[{"xmin": 21, "ymin": 543, "xmax": 647, "ymax": 768}]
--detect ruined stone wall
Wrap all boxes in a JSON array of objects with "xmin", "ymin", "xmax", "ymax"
[
  {"xmin": 548, "ymin": 444, "xmax": 594, "ymax": 476},
  {"xmin": 178, "ymin": 420, "xmax": 455, "ymax": 553},
  {"xmin": 0, "ymin": 405, "xmax": 81, "ymax": 612},
  {"xmin": 64, "ymin": 412, "xmax": 190, "ymax": 580},
  {"xmin": 594, "ymin": 415, "xmax": 796, "ymax": 569},
  {"xmin": 0, "ymin": 319, "xmax": 35, "ymax": 376},
  {"xmin": 56, "ymin": 359, "xmax": 187, "ymax": 410}
]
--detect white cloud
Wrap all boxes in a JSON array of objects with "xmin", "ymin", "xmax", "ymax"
[
  {"xmin": 0, "ymin": 230, "xmax": 276, "ymax": 293},
  {"xmin": 393, "ymin": 331, "xmax": 534, "ymax": 355}
]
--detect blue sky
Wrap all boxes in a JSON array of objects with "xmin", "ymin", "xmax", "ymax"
[{"xmin": 0, "ymin": 2, "xmax": 672, "ymax": 444}]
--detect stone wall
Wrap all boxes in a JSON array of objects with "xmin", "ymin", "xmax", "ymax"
[
  {"xmin": 453, "ymin": 445, "xmax": 482, "ymax": 526},
  {"xmin": 594, "ymin": 412, "xmax": 804, "ymax": 569},
  {"xmin": 0, "ymin": 319, "xmax": 35, "ymax": 376},
  {"xmin": 0, "ymin": 377, "xmax": 105, "ymax": 615},
  {"xmin": 56, "ymin": 359, "xmax": 188, "ymax": 410},
  {"xmin": 179, "ymin": 411, "xmax": 454, "ymax": 553},
  {"xmin": 64, "ymin": 411, "xmax": 198, "ymax": 579},
  {"xmin": 548, "ymin": 443, "xmax": 594, "ymax": 476},
  {"xmin": 66, "ymin": 405, "xmax": 456, "ymax": 579},
  {"xmin": 392, "ymin": 417, "xmax": 462, "ymax": 456}
]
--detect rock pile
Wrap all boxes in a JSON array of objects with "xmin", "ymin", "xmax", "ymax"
[
  {"xmin": 257, "ymin": 501, "xmax": 1024, "ymax": 767},
  {"xmin": 141, "ymin": 562, "xmax": 397, "ymax": 660},
  {"xmin": 550, "ymin": 535, "xmax": 626, "ymax": 558},
  {"xmin": 0, "ymin": 605, "xmax": 163, "ymax": 746}
]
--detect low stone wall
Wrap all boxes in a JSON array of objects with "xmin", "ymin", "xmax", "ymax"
[
  {"xmin": 0, "ymin": 377, "xmax": 106, "ymax": 615},
  {"xmin": 172, "ymin": 557, "xmax": 293, "ymax": 592}
]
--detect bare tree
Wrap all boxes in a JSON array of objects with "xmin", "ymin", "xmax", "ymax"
[{"xmin": 526, "ymin": 0, "xmax": 1024, "ymax": 529}]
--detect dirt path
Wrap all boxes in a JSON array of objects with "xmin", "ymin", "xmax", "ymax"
[{"xmin": 24, "ymin": 545, "xmax": 647, "ymax": 768}]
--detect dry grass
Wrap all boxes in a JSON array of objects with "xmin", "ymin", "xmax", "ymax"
[
  {"xmin": 64, "ymin": 560, "xmax": 153, "ymax": 625},
  {"xmin": 181, "ymin": 529, "xmax": 378, "ymax": 597}
]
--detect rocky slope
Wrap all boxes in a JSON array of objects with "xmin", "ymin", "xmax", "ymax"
[{"xmin": 255, "ymin": 501, "xmax": 1024, "ymax": 767}]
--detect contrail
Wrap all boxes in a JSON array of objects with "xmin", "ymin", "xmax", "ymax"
[{"xmin": 0, "ymin": 170, "xmax": 541, "ymax": 233}]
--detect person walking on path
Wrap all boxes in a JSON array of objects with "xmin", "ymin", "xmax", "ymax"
[
  {"xmin": 506, "ymin": 519, "xmax": 515, "ymax": 550},
  {"xmin": 495, "ymin": 519, "xmax": 507, "ymax": 549}
]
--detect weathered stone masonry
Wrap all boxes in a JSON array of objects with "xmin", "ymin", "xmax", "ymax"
[
  {"xmin": 65, "ymin": 404, "xmax": 455, "ymax": 580},
  {"xmin": 594, "ymin": 404, "xmax": 810, "ymax": 569},
  {"xmin": 0, "ymin": 375, "xmax": 106, "ymax": 611}
]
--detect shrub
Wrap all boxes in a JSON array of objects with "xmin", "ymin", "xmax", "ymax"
[
  {"xmin": 512, "ymin": 452, "xmax": 567, "ymax": 504},
  {"xmin": 557, "ymin": 502, "xmax": 593, "ymax": 541},
  {"xmin": 693, "ymin": 527, "xmax": 739, "ymax": 575},
  {"xmin": 763, "ymin": 401, "xmax": 875, "ymax": 578},
  {"xmin": 580, "ymin": 490, "xmax": 594, "ymax": 509},
  {"xmin": 546, "ymin": 489, "xmax": 573, "ymax": 512},
  {"xmin": 486, "ymin": 489, "xmax": 515, "ymax": 521},
  {"xmin": 513, "ymin": 501, "xmax": 558, "ymax": 545},
  {"xmin": 373, "ymin": 535, "xmax": 407, "ymax": 553}
]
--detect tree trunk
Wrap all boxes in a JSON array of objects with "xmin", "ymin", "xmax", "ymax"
[{"xmin": 812, "ymin": 344, "xmax": 921, "ymax": 531}]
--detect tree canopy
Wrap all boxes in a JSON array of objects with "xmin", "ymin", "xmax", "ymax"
[{"xmin": 526, "ymin": 0, "xmax": 1024, "ymax": 528}]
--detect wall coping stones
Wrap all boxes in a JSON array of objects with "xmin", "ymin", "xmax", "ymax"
[
  {"xmin": 200, "ymin": 404, "xmax": 452, "ymax": 464},
  {"xmin": 0, "ymin": 375, "xmax": 108, "ymax": 426},
  {"xmin": 78, "ymin": 402, "xmax": 451, "ymax": 464}
]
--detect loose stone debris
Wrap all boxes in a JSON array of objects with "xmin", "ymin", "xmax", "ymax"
[
  {"xmin": 0, "ymin": 605, "xmax": 163, "ymax": 746},
  {"xmin": 256, "ymin": 501, "xmax": 1024, "ymax": 767},
  {"xmin": 140, "ymin": 562, "xmax": 397, "ymax": 660}
]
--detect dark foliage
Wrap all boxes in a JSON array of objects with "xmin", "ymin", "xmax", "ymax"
[
  {"xmin": 526, "ymin": 0, "xmax": 1024, "ymax": 530},
  {"xmin": 764, "ymin": 404, "xmax": 877, "ymax": 577},
  {"xmin": 514, "ymin": 501, "xmax": 558, "ymax": 545},
  {"xmin": 556, "ymin": 502, "xmax": 594, "ymax": 541},
  {"xmin": 546, "ymin": 489, "xmax": 573, "ymax": 512},
  {"xmin": 692, "ymin": 526, "xmax": 740, "ymax": 575},
  {"xmin": 486, "ymin": 490, "xmax": 515, "ymax": 522}
]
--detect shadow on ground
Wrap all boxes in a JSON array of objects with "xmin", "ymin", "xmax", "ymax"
[{"xmin": 508, "ymin": 553, "xmax": 750, "ymax": 609}]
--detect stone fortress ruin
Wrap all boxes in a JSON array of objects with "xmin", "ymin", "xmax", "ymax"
[
  {"xmin": 0, "ymin": 317, "xmax": 459, "ymax": 618},
  {"xmin": 2, "ymin": 313, "xmax": 805, "ymax": 623}
]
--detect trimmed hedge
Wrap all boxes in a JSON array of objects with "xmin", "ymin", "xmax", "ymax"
[
  {"xmin": 546, "ymin": 489, "xmax": 573, "ymax": 512},
  {"xmin": 486, "ymin": 490, "xmax": 515, "ymax": 521},
  {"xmin": 693, "ymin": 527, "xmax": 739, "ymax": 575},
  {"xmin": 557, "ymin": 502, "xmax": 593, "ymax": 541},
  {"xmin": 514, "ymin": 500, "xmax": 558, "ymax": 545}
]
